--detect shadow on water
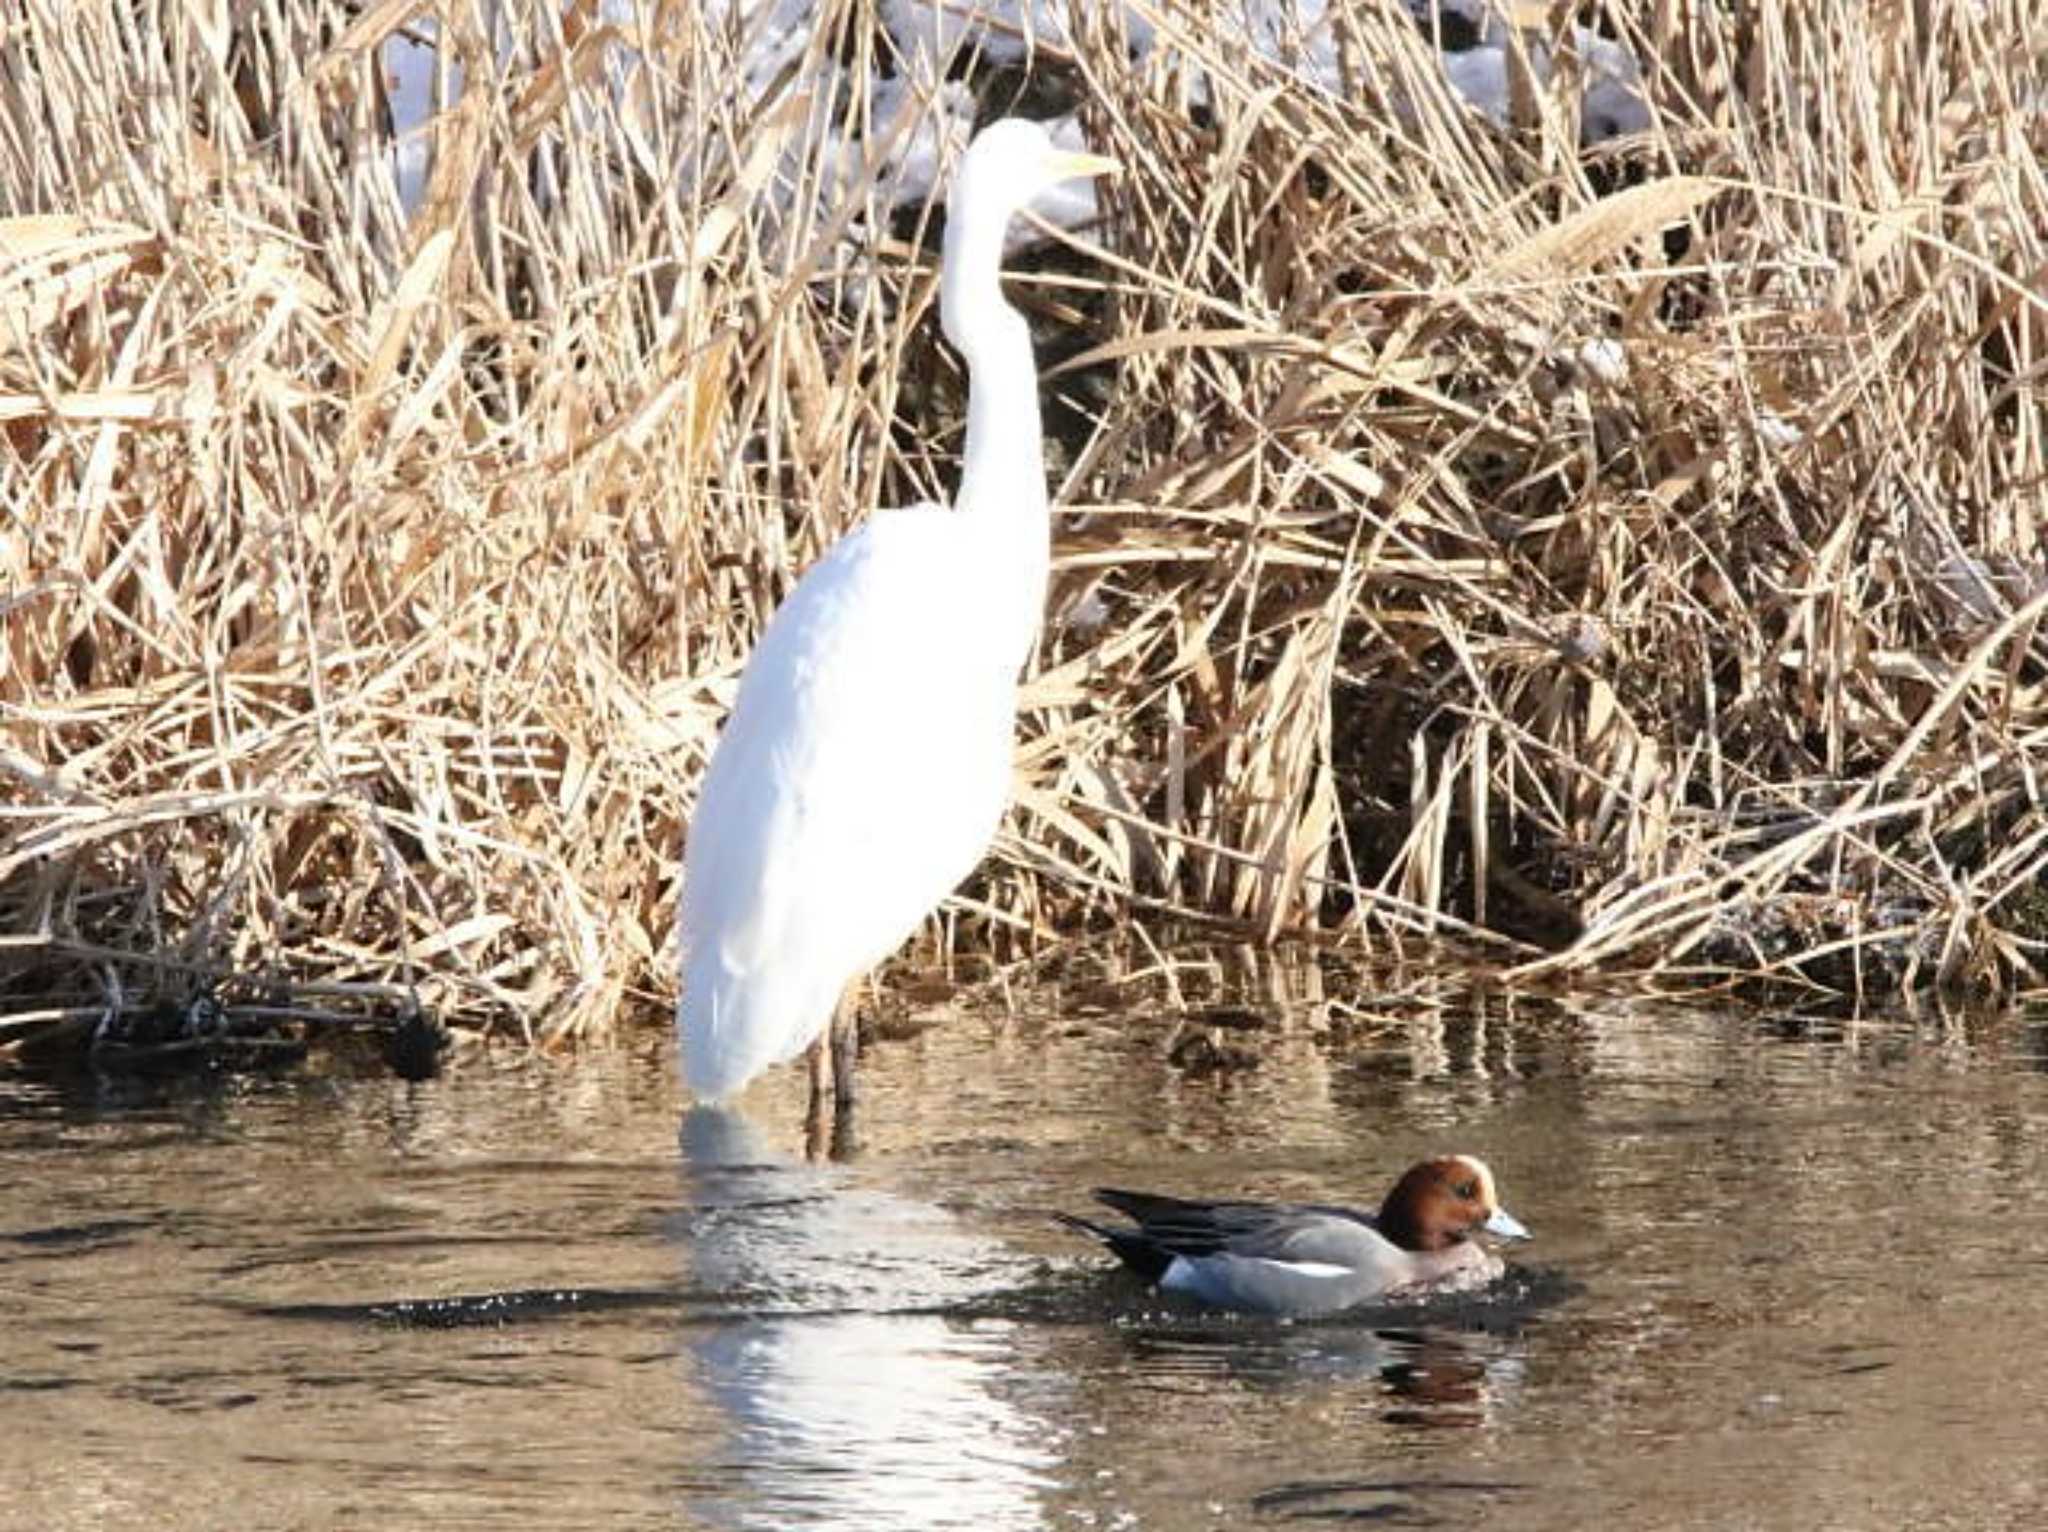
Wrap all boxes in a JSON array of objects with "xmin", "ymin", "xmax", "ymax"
[
  {"xmin": 1249, "ymin": 1476, "xmax": 1531, "ymax": 1521},
  {"xmin": 7, "ymin": 987, "xmax": 2048, "ymax": 1528}
]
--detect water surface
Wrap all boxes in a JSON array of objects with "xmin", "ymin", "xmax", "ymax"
[{"xmin": 6, "ymin": 982, "xmax": 2048, "ymax": 1528}]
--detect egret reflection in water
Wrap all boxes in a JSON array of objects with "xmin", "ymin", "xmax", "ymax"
[{"xmin": 672, "ymin": 1105, "xmax": 1064, "ymax": 1529}]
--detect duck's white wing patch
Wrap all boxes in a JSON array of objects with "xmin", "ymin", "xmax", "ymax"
[
  {"xmin": 1255, "ymin": 1259, "xmax": 1349, "ymax": 1279},
  {"xmin": 1160, "ymin": 1254, "xmax": 1355, "ymax": 1303}
]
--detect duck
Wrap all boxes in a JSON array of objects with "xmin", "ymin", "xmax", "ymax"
[{"xmin": 1055, "ymin": 1155, "xmax": 1530, "ymax": 1316}]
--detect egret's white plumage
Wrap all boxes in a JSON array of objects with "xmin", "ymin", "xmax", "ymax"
[{"xmin": 679, "ymin": 119, "xmax": 1118, "ymax": 1105}]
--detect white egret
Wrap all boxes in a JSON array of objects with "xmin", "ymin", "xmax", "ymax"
[{"xmin": 678, "ymin": 119, "xmax": 1119, "ymax": 1145}]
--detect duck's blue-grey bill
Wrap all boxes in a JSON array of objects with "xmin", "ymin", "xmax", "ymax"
[{"xmin": 1484, "ymin": 1207, "xmax": 1531, "ymax": 1240}]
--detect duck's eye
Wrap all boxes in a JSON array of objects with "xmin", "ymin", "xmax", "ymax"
[{"xmin": 1454, "ymin": 1180, "xmax": 1478, "ymax": 1200}]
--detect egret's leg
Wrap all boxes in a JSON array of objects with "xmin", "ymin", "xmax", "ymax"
[
  {"xmin": 831, "ymin": 984, "xmax": 861, "ymax": 1107},
  {"xmin": 803, "ymin": 1033, "xmax": 832, "ymax": 1163},
  {"xmin": 829, "ymin": 984, "xmax": 861, "ymax": 1160}
]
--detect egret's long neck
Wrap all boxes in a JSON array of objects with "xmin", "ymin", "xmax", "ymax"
[
  {"xmin": 941, "ymin": 199, "xmax": 1048, "ymax": 526},
  {"xmin": 939, "ymin": 183, "xmax": 1050, "ymax": 672}
]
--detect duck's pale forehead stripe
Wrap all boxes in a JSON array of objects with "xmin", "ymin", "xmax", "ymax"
[{"xmin": 1452, "ymin": 1155, "xmax": 1499, "ymax": 1206}]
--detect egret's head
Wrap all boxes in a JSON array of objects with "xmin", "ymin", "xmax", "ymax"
[
  {"xmin": 942, "ymin": 118, "xmax": 1119, "ymax": 348},
  {"xmin": 954, "ymin": 117, "xmax": 1120, "ymax": 212}
]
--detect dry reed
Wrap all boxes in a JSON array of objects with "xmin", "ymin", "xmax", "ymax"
[{"xmin": 4, "ymin": 0, "xmax": 2046, "ymax": 1052}]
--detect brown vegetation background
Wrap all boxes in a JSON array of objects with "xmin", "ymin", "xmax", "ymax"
[{"xmin": 4, "ymin": 1, "xmax": 2046, "ymax": 1048}]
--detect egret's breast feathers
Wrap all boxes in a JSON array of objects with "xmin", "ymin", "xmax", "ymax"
[{"xmin": 681, "ymin": 508, "xmax": 1023, "ymax": 985}]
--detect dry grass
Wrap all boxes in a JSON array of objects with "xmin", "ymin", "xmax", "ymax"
[{"xmin": 3, "ymin": 0, "xmax": 2046, "ymax": 1051}]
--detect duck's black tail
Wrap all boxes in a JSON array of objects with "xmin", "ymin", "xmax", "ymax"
[{"xmin": 1051, "ymin": 1210, "xmax": 1172, "ymax": 1285}]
